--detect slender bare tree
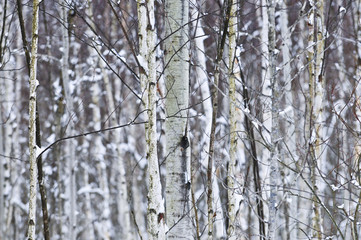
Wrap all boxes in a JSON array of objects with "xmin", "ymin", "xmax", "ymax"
[{"xmin": 27, "ymin": 0, "xmax": 40, "ymax": 239}]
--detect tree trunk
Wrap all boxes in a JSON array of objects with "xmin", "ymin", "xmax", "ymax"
[
  {"xmin": 85, "ymin": 2, "xmax": 112, "ymax": 238},
  {"xmin": 279, "ymin": 1, "xmax": 297, "ymax": 239},
  {"xmin": 266, "ymin": 0, "xmax": 279, "ymax": 239},
  {"xmin": 0, "ymin": 71, "xmax": 4, "ymax": 240},
  {"xmin": 27, "ymin": 0, "xmax": 39, "ymax": 239},
  {"xmin": 190, "ymin": 3, "xmax": 209, "ymax": 236},
  {"xmin": 60, "ymin": 1, "xmax": 77, "ymax": 239},
  {"xmin": 136, "ymin": 0, "xmax": 166, "ymax": 238},
  {"xmin": 164, "ymin": 0, "xmax": 192, "ymax": 238},
  {"xmin": 307, "ymin": 0, "xmax": 325, "ymax": 239},
  {"xmin": 227, "ymin": 0, "xmax": 237, "ymax": 238}
]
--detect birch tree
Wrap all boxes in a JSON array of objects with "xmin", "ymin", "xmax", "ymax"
[
  {"xmin": 279, "ymin": 1, "xmax": 297, "ymax": 238},
  {"xmin": 85, "ymin": 2, "xmax": 112, "ymax": 238},
  {"xmin": 137, "ymin": 0, "xmax": 166, "ymax": 238},
  {"xmin": 27, "ymin": 0, "xmax": 39, "ymax": 239},
  {"xmin": 0, "ymin": 71, "xmax": 4, "ymax": 240},
  {"xmin": 59, "ymin": 1, "xmax": 77, "ymax": 239},
  {"xmin": 307, "ymin": 0, "xmax": 325, "ymax": 238},
  {"xmin": 164, "ymin": 0, "xmax": 192, "ymax": 238},
  {"xmin": 227, "ymin": 0, "xmax": 238, "ymax": 238},
  {"xmin": 266, "ymin": 0, "xmax": 279, "ymax": 238},
  {"xmin": 190, "ymin": 2, "xmax": 211, "ymax": 237},
  {"xmin": 0, "ymin": 1, "xmax": 6, "ymax": 233},
  {"xmin": 0, "ymin": 0, "xmax": 9, "ymax": 234}
]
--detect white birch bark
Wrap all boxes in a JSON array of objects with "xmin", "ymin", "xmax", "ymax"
[
  {"xmin": 136, "ymin": 0, "xmax": 166, "ymax": 237},
  {"xmin": 0, "ymin": 74, "xmax": 4, "ymax": 240},
  {"xmin": 293, "ymin": 9, "xmax": 310, "ymax": 239},
  {"xmin": 60, "ymin": 1, "xmax": 76, "ymax": 239},
  {"xmin": 279, "ymin": 1, "xmax": 297, "ymax": 239},
  {"xmin": 307, "ymin": 0, "xmax": 325, "ymax": 238},
  {"xmin": 195, "ymin": 19, "xmax": 212, "ymax": 168},
  {"xmin": 96, "ymin": 12, "xmax": 132, "ymax": 239},
  {"xmin": 266, "ymin": 0, "xmax": 279, "ymax": 238},
  {"xmin": 353, "ymin": 0, "xmax": 361, "ymax": 186},
  {"xmin": 0, "ymin": 3, "xmax": 7, "ymax": 235},
  {"xmin": 3, "ymin": 50, "xmax": 15, "ymax": 240},
  {"xmin": 90, "ymin": 79, "xmax": 110, "ymax": 240},
  {"xmin": 314, "ymin": 1, "xmax": 325, "ymax": 238},
  {"xmin": 102, "ymin": 64, "xmax": 132, "ymax": 239},
  {"xmin": 0, "ymin": 17, "xmax": 6, "ymax": 234},
  {"xmin": 91, "ymin": 86, "xmax": 110, "ymax": 240},
  {"xmin": 82, "ymin": 172, "xmax": 96, "ymax": 240},
  {"xmin": 260, "ymin": 0, "xmax": 272, "ymax": 147},
  {"xmin": 6, "ymin": 33, "xmax": 24, "ymax": 240},
  {"xmin": 227, "ymin": 0, "xmax": 238, "ymax": 238},
  {"xmin": 352, "ymin": 1, "xmax": 361, "ymax": 238},
  {"xmin": 85, "ymin": 3, "xmax": 112, "ymax": 238},
  {"xmin": 165, "ymin": 0, "xmax": 192, "ymax": 238},
  {"xmin": 306, "ymin": 4, "xmax": 317, "ymax": 239},
  {"xmin": 259, "ymin": 1, "xmax": 272, "ymax": 235},
  {"xmin": 191, "ymin": 1, "xmax": 211, "ymax": 231},
  {"xmin": 145, "ymin": 0, "xmax": 166, "ymax": 239},
  {"xmin": 114, "ymin": 104, "xmax": 132, "ymax": 239},
  {"xmin": 190, "ymin": 2, "xmax": 226, "ymax": 238},
  {"xmin": 27, "ymin": 0, "xmax": 39, "ymax": 239}
]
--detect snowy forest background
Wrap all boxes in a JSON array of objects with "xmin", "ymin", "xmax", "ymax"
[{"xmin": 1, "ymin": 0, "xmax": 361, "ymax": 239}]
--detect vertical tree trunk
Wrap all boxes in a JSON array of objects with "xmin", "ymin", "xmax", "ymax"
[
  {"xmin": 352, "ymin": 1, "xmax": 361, "ymax": 238},
  {"xmin": 227, "ymin": 0, "xmax": 237, "ymax": 238},
  {"xmin": 0, "ymin": 77, "xmax": 4, "ymax": 240},
  {"xmin": 146, "ymin": 0, "xmax": 166, "ymax": 239},
  {"xmin": 205, "ymin": 1, "xmax": 233, "ymax": 238},
  {"xmin": 260, "ymin": 1, "xmax": 272, "ymax": 236},
  {"xmin": 266, "ymin": 0, "xmax": 279, "ymax": 239},
  {"xmin": 164, "ymin": 0, "xmax": 192, "ymax": 238},
  {"xmin": 6, "ymin": 33, "xmax": 25, "ymax": 240},
  {"xmin": 85, "ymin": 2, "xmax": 112, "ymax": 238},
  {"xmin": 82, "ymin": 172, "xmax": 96, "ymax": 240},
  {"xmin": 190, "ymin": 3, "xmax": 210, "ymax": 236},
  {"xmin": 136, "ymin": 0, "xmax": 166, "ymax": 238},
  {"xmin": 0, "ymin": 2, "xmax": 7, "ymax": 237},
  {"xmin": 103, "ymin": 3, "xmax": 133, "ymax": 238},
  {"xmin": 60, "ymin": 1, "xmax": 76, "ymax": 239},
  {"xmin": 293, "ymin": 5, "xmax": 309, "ymax": 239},
  {"xmin": 27, "ymin": 0, "xmax": 39, "ymax": 239},
  {"xmin": 279, "ymin": 1, "xmax": 297, "ymax": 238},
  {"xmin": 307, "ymin": 0, "xmax": 325, "ymax": 239},
  {"xmin": 260, "ymin": 0, "xmax": 271, "ymax": 153}
]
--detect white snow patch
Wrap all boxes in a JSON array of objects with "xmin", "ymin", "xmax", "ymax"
[
  {"xmin": 251, "ymin": 120, "xmax": 260, "ymax": 128},
  {"xmin": 137, "ymin": 55, "xmax": 148, "ymax": 72},
  {"xmin": 330, "ymin": 184, "xmax": 340, "ymax": 192},
  {"xmin": 35, "ymin": 145, "xmax": 45, "ymax": 158},
  {"xmin": 337, "ymin": 204, "xmax": 344, "ymax": 209},
  {"xmin": 236, "ymin": 45, "xmax": 245, "ymax": 55}
]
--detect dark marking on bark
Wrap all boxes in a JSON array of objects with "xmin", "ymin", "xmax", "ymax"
[
  {"xmin": 180, "ymin": 136, "xmax": 189, "ymax": 150},
  {"xmin": 158, "ymin": 213, "xmax": 164, "ymax": 223}
]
